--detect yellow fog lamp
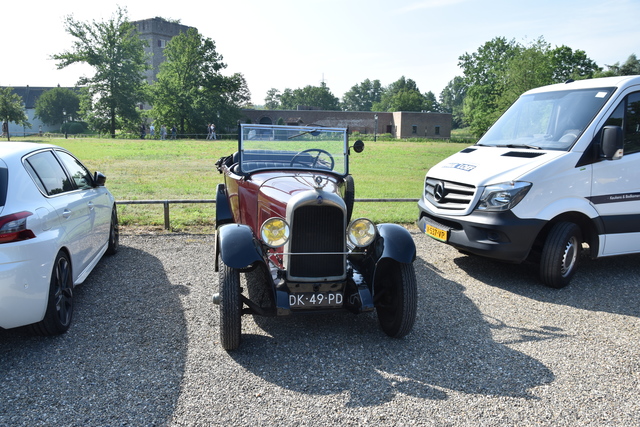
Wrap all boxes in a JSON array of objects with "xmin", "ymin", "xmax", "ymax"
[
  {"xmin": 347, "ymin": 218, "xmax": 377, "ymax": 247},
  {"xmin": 260, "ymin": 217, "xmax": 290, "ymax": 248}
]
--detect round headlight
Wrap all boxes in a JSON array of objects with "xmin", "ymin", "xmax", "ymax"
[
  {"xmin": 260, "ymin": 217, "xmax": 290, "ymax": 248},
  {"xmin": 347, "ymin": 218, "xmax": 377, "ymax": 247}
]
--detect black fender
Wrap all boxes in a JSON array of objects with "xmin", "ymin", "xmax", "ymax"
[
  {"xmin": 375, "ymin": 223, "xmax": 416, "ymax": 264},
  {"xmin": 349, "ymin": 224, "xmax": 416, "ymax": 295},
  {"xmin": 215, "ymin": 183, "xmax": 233, "ymax": 228},
  {"xmin": 215, "ymin": 223, "xmax": 264, "ymax": 271}
]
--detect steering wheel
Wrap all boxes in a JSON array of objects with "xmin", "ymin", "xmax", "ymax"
[{"xmin": 289, "ymin": 149, "xmax": 335, "ymax": 170}]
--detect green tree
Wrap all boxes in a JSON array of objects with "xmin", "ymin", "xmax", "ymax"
[
  {"xmin": 549, "ymin": 45, "xmax": 600, "ymax": 81},
  {"xmin": 0, "ymin": 87, "xmax": 29, "ymax": 141},
  {"xmin": 423, "ymin": 91, "xmax": 440, "ymax": 112},
  {"xmin": 459, "ymin": 37, "xmax": 520, "ymax": 137},
  {"xmin": 34, "ymin": 87, "xmax": 80, "ymax": 126},
  {"xmin": 264, "ymin": 88, "xmax": 281, "ymax": 109},
  {"xmin": 598, "ymin": 54, "xmax": 640, "ymax": 76},
  {"xmin": 53, "ymin": 6, "xmax": 149, "ymax": 137},
  {"xmin": 341, "ymin": 79, "xmax": 383, "ymax": 111},
  {"xmin": 457, "ymin": 37, "xmax": 601, "ymax": 137},
  {"xmin": 278, "ymin": 83, "xmax": 340, "ymax": 111},
  {"xmin": 439, "ymin": 76, "xmax": 466, "ymax": 128},
  {"xmin": 372, "ymin": 76, "xmax": 427, "ymax": 112},
  {"xmin": 500, "ymin": 37, "xmax": 554, "ymax": 110},
  {"xmin": 151, "ymin": 28, "xmax": 250, "ymax": 135}
]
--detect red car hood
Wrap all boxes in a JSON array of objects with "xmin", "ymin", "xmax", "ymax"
[{"xmin": 252, "ymin": 171, "xmax": 342, "ymax": 205}]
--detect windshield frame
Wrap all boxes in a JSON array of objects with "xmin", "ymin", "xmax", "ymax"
[
  {"xmin": 477, "ymin": 87, "xmax": 616, "ymax": 151},
  {"xmin": 238, "ymin": 124, "xmax": 349, "ymax": 176}
]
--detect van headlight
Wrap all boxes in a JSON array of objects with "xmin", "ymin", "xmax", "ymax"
[
  {"xmin": 476, "ymin": 181, "xmax": 531, "ymax": 211},
  {"xmin": 260, "ymin": 217, "xmax": 290, "ymax": 247},
  {"xmin": 347, "ymin": 218, "xmax": 377, "ymax": 247}
]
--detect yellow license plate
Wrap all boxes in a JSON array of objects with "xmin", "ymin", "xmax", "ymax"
[{"xmin": 426, "ymin": 224, "xmax": 448, "ymax": 242}]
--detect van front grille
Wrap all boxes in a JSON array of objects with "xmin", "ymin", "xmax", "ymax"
[{"xmin": 425, "ymin": 178, "xmax": 476, "ymax": 210}]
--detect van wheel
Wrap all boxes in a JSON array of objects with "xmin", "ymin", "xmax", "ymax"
[{"xmin": 540, "ymin": 222, "xmax": 582, "ymax": 288}]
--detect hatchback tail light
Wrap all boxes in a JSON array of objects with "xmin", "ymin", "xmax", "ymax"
[{"xmin": 0, "ymin": 211, "xmax": 36, "ymax": 243}]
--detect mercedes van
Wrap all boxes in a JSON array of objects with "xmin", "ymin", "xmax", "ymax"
[{"xmin": 417, "ymin": 75, "xmax": 640, "ymax": 288}]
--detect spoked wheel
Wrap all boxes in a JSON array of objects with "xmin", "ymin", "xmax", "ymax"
[
  {"xmin": 106, "ymin": 206, "xmax": 119, "ymax": 255},
  {"xmin": 540, "ymin": 221, "xmax": 582, "ymax": 288},
  {"xmin": 31, "ymin": 251, "xmax": 74, "ymax": 336},
  {"xmin": 218, "ymin": 258, "xmax": 242, "ymax": 350},
  {"xmin": 374, "ymin": 261, "xmax": 417, "ymax": 338}
]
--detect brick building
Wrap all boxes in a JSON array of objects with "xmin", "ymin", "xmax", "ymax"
[{"xmin": 241, "ymin": 109, "xmax": 451, "ymax": 139}]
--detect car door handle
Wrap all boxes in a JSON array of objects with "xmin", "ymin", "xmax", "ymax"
[
  {"xmin": 88, "ymin": 201, "xmax": 95, "ymax": 211},
  {"xmin": 62, "ymin": 209, "xmax": 72, "ymax": 219}
]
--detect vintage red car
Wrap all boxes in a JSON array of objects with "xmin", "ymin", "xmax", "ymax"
[{"xmin": 213, "ymin": 124, "xmax": 417, "ymax": 350}]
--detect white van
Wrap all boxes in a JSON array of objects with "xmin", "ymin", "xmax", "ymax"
[{"xmin": 417, "ymin": 75, "xmax": 640, "ymax": 288}]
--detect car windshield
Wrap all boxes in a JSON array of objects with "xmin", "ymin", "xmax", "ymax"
[
  {"xmin": 478, "ymin": 87, "xmax": 615, "ymax": 151},
  {"xmin": 240, "ymin": 124, "xmax": 348, "ymax": 175}
]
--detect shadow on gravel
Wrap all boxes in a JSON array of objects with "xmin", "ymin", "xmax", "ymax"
[
  {"xmin": 0, "ymin": 245, "xmax": 188, "ymax": 425},
  {"xmin": 454, "ymin": 251, "xmax": 640, "ymax": 318},
  {"xmin": 227, "ymin": 256, "xmax": 555, "ymax": 408}
]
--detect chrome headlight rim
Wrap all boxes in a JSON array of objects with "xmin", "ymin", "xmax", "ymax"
[
  {"xmin": 347, "ymin": 218, "xmax": 377, "ymax": 248},
  {"xmin": 260, "ymin": 217, "xmax": 290, "ymax": 248}
]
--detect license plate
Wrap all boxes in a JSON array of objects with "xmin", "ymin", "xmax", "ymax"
[
  {"xmin": 426, "ymin": 224, "xmax": 449, "ymax": 242},
  {"xmin": 289, "ymin": 292, "xmax": 343, "ymax": 308}
]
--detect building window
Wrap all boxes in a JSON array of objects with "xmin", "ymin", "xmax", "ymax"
[
  {"xmin": 412, "ymin": 125, "xmax": 417, "ymax": 134},
  {"xmin": 435, "ymin": 125, "xmax": 440, "ymax": 135},
  {"xmin": 158, "ymin": 39, "xmax": 167, "ymax": 48}
]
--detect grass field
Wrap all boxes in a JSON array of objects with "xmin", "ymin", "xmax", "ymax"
[{"xmin": 12, "ymin": 134, "xmax": 473, "ymax": 230}]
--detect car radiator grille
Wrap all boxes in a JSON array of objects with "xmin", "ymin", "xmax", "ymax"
[
  {"xmin": 289, "ymin": 205, "xmax": 345, "ymax": 278},
  {"xmin": 425, "ymin": 178, "xmax": 476, "ymax": 210}
]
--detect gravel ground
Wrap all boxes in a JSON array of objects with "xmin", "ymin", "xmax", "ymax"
[{"xmin": 1, "ymin": 227, "xmax": 639, "ymax": 426}]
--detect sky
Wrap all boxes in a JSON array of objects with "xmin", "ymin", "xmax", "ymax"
[{"xmin": 3, "ymin": 0, "xmax": 639, "ymax": 105}]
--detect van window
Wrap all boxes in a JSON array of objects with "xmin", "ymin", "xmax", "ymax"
[
  {"xmin": 604, "ymin": 92, "xmax": 640, "ymax": 154},
  {"xmin": 479, "ymin": 87, "xmax": 614, "ymax": 151}
]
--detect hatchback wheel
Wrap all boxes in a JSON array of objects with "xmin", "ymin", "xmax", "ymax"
[
  {"xmin": 106, "ymin": 206, "xmax": 119, "ymax": 255},
  {"xmin": 31, "ymin": 251, "xmax": 74, "ymax": 336}
]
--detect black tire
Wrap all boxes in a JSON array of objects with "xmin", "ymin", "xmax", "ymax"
[
  {"xmin": 540, "ymin": 221, "xmax": 582, "ymax": 288},
  {"xmin": 374, "ymin": 261, "xmax": 418, "ymax": 338},
  {"xmin": 344, "ymin": 175, "xmax": 355, "ymax": 224},
  {"xmin": 219, "ymin": 258, "xmax": 242, "ymax": 350},
  {"xmin": 106, "ymin": 206, "xmax": 119, "ymax": 256},
  {"xmin": 30, "ymin": 251, "xmax": 74, "ymax": 336}
]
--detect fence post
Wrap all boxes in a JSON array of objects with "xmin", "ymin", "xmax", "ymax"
[{"xmin": 163, "ymin": 201, "xmax": 170, "ymax": 230}]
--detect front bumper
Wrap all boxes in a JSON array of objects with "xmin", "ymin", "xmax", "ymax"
[{"xmin": 417, "ymin": 197, "xmax": 546, "ymax": 263}]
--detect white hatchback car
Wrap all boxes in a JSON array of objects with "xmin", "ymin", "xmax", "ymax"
[{"xmin": 0, "ymin": 142, "xmax": 118, "ymax": 335}]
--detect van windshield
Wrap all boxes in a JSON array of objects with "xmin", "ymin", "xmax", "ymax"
[{"xmin": 478, "ymin": 87, "xmax": 615, "ymax": 151}]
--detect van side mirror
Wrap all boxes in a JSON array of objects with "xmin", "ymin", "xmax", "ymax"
[{"xmin": 601, "ymin": 126, "xmax": 624, "ymax": 160}]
